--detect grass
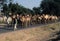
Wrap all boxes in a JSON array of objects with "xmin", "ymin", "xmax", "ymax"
[{"xmin": 0, "ymin": 22, "xmax": 60, "ymax": 41}]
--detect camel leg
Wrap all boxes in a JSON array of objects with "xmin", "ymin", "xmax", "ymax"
[
  {"xmin": 28, "ymin": 21, "xmax": 30, "ymax": 27},
  {"xmin": 22, "ymin": 22, "xmax": 24, "ymax": 28},
  {"xmin": 45, "ymin": 20, "xmax": 47, "ymax": 24},
  {"xmin": 29, "ymin": 21, "xmax": 31, "ymax": 26},
  {"xmin": 25, "ymin": 21, "xmax": 28, "ymax": 28}
]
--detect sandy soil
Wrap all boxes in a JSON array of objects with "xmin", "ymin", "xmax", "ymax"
[{"xmin": 0, "ymin": 22, "xmax": 60, "ymax": 41}]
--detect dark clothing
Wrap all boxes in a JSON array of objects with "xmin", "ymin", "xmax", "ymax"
[
  {"xmin": 12, "ymin": 18, "xmax": 16, "ymax": 24},
  {"xmin": 17, "ymin": 17, "xmax": 22, "ymax": 24},
  {"xmin": 17, "ymin": 17, "xmax": 20, "ymax": 24}
]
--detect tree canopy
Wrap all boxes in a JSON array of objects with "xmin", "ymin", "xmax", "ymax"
[
  {"xmin": 2, "ymin": 2, "xmax": 34, "ymax": 15},
  {"xmin": 40, "ymin": 0, "xmax": 60, "ymax": 16},
  {"xmin": 1, "ymin": 0, "xmax": 60, "ymax": 16}
]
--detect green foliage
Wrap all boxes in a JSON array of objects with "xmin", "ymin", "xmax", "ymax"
[
  {"xmin": 2, "ymin": 0, "xmax": 60, "ymax": 16},
  {"xmin": 3, "ymin": 2, "xmax": 34, "ymax": 15},
  {"xmin": 3, "ymin": 4, "xmax": 8, "ymax": 15},
  {"xmin": 32, "ymin": 0, "xmax": 60, "ymax": 16},
  {"xmin": 33, "ymin": 7, "xmax": 40, "ymax": 15},
  {"xmin": 40, "ymin": 0, "xmax": 60, "ymax": 16}
]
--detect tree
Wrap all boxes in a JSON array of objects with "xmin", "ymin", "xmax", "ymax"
[
  {"xmin": 3, "ymin": 4, "xmax": 8, "ymax": 15},
  {"xmin": 0, "ymin": 0, "xmax": 13, "ymax": 13},
  {"xmin": 40, "ymin": 0, "xmax": 60, "ymax": 16},
  {"xmin": 3, "ymin": 2, "xmax": 34, "ymax": 15},
  {"xmin": 33, "ymin": 7, "xmax": 40, "ymax": 15}
]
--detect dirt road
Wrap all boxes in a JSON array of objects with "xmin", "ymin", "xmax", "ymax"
[{"xmin": 0, "ymin": 22, "xmax": 60, "ymax": 41}]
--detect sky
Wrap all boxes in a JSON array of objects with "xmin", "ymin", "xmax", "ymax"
[{"xmin": 13, "ymin": 0, "xmax": 42, "ymax": 9}]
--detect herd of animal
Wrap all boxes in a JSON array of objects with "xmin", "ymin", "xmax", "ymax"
[{"xmin": 0, "ymin": 14, "xmax": 59, "ymax": 30}]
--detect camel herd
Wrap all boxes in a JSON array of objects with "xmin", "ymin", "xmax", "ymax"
[{"xmin": 0, "ymin": 14, "xmax": 59, "ymax": 30}]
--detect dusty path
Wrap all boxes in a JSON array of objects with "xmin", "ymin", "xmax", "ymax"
[
  {"xmin": 0, "ymin": 26, "xmax": 52, "ymax": 41},
  {"xmin": 0, "ymin": 22, "xmax": 60, "ymax": 41}
]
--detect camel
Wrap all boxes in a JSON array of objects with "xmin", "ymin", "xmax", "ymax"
[
  {"xmin": 7, "ymin": 17, "xmax": 12, "ymax": 24},
  {"xmin": 0, "ymin": 16, "xmax": 4, "ymax": 23},
  {"xmin": 3, "ymin": 16, "xmax": 7, "ymax": 23},
  {"xmin": 50, "ymin": 15, "xmax": 58, "ymax": 22},
  {"xmin": 37, "ymin": 15, "xmax": 42, "ymax": 24},
  {"xmin": 20, "ymin": 15, "xmax": 26, "ymax": 28},
  {"xmin": 25, "ymin": 15, "xmax": 31, "ymax": 27},
  {"xmin": 31, "ymin": 15, "xmax": 37, "ymax": 25},
  {"xmin": 44, "ymin": 14, "xmax": 50, "ymax": 23}
]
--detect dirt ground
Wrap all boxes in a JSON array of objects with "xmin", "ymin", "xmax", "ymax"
[{"xmin": 0, "ymin": 22, "xmax": 60, "ymax": 41}]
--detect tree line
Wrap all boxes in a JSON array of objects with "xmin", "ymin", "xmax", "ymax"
[
  {"xmin": 2, "ymin": 2, "xmax": 34, "ymax": 15},
  {"xmin": 1, "ymin": 0, "xmax": 60, "ymax": 16}
]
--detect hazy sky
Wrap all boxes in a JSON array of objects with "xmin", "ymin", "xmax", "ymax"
[{"xmin": 13, "ymin": 0, "xmax": 42, "ymax": 9}]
